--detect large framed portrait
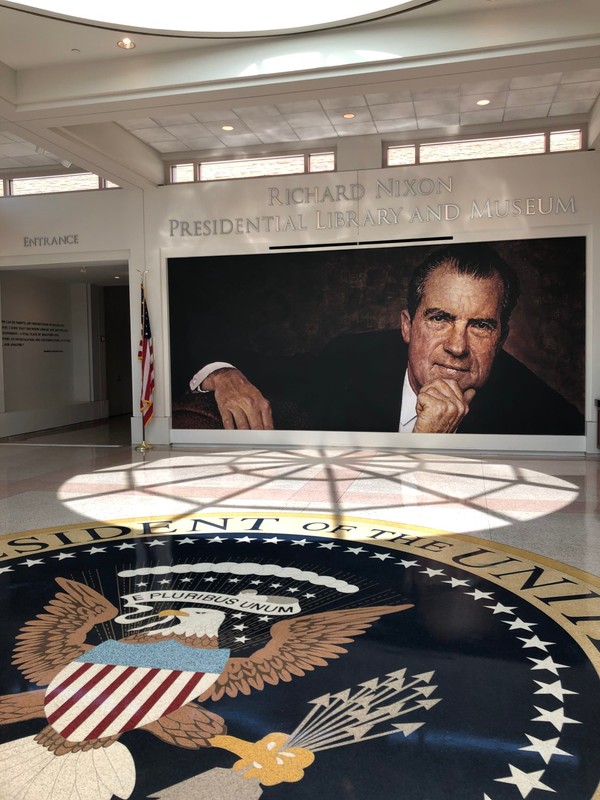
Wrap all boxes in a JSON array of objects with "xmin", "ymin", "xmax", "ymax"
[{"xmin": 168, "ymin": 237, "xmax": 585, "ymax": 436}]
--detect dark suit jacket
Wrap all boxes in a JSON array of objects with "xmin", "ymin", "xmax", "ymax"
[
  {"xmin": 306, "ymin": 330, "xmax": 584, "ymax": 435},
  {"xmin": 173, "ymin": 329, "xmax": 584, "ymax": 435}
]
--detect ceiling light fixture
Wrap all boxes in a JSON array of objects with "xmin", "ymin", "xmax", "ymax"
[
  {"xmin": 117, "ymin": 36, "xmax": 135, "ymax": 49},
  {"xmin": 477, "ymin": 99, "xmax": 491, "ymax": 106},
  {"xmin": 222, "ymin": 125, "xmax": 235, "ymax": 131},
  {"xmin": 343, "ymin": 113, "xmax": 356, "ymax": 119}
]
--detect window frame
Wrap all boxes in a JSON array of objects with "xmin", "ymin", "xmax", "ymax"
[
  {"xmin": 384, "ymin": 127, "xmax": 585, "ymax": 168},
  {"xmin": 0, "ymin": 170, "xmax": 119, "ymax": 198},
  {"xmin": 166, "ymin": 148, "xmax": 336, "ymax": 185}
]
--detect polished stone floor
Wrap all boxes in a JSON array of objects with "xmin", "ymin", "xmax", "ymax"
[
  {"xmin": 0, "ymin": 417, "xmax": 598, "ymax": 574},
  {"xmin": 1, "ymin": 418, "xmax": 599, "ymax": 800}
]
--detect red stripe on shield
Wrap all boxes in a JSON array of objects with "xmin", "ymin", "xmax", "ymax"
[
  {"xmin": 161, "ymin": 671, "xmax": 208, "ymax": 719},
  {"xmin": 58, "ymin": 665, "xmax": 140, "ymax": 739},
  {"xmin": 86, "ymin": 668, "xmax": 183, "ymax": 739},
  {"xmin": 47, "ymin": 664, "xmax": 115, "ymax": 726},
  {"xmin": 45, "ymin": 662, "xmax": 93, "ymax": 704}
]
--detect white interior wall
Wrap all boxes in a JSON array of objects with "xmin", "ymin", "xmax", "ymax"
[
  {"xmin": 1, "ymin": 274, "xmax": 72, "ymax": 410},
  {"xmin": 0, "ymin": 188, "xmax": 143, "ymax": 437},
  {"xmin": 141, "ymin": 146, "xmax": 599, "ymax": 452},
  {"xmin": 0, "ymin": 148, "xmax": 598, "ymax": 451},
  {"xmin": 0, "ymin": 272, "xmax": 108, "ymax": 435}
]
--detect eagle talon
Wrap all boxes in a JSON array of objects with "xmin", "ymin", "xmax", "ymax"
[{"xmin": 210, "ymin": 733, "xmax": 314, "ymax": 786}]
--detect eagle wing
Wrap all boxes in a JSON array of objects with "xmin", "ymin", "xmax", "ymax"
[
  {"xmin": 12, "ymin": 577, "xmax": 118, "ymax": 686},
  {"xmin": 201, "ymin": 603, "xmax": 412, "ymax": 702}
]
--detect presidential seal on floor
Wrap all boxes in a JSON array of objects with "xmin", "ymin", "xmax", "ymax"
[{"xmin": 0, "ymin": 512, "xmax": 599, "ymax": 800}]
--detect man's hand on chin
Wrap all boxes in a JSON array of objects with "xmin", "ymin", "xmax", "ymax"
[
  {"xmin": 413, "ymin": 379, "xmax": 476, "ymax": 433},
  {"xmin": 201, "ymin": 368, "xmax": 274, "ymax": 430}
]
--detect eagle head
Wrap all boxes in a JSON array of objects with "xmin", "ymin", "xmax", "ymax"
[{"xmin": 148, "ymin": 607, "xmax": 226, "ymax": 639}]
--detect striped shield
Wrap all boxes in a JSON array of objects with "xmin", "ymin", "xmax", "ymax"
[{"xmin": 44, "ymin": 640, "xmax": 230, "ymax": 742}]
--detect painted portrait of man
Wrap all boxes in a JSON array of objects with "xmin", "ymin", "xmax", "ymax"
[{"xmin": 168, "ymin": 238, "xmax": 585, "ymax": 436}]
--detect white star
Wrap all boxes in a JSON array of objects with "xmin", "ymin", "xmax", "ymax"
[
  {"xmin": 533, "ymin": 680, "xmax": 577, "ymax": 702},
  {"xmin": 180, "ymin": 577, "xmax": 193, "ymax": 583},
  {"xmin": 148, "ymin": 539, "xmax": 167, "ymax": 547},
  {"xmin": 177, "ymin": 537, "xmax": 196, "ymax": 545},
  {"xmin": 19, "ymin": 559, "xmax": 44, "ymax": 567},
  {"xmin": 528, "ymin": 656, "xmax": 569, "ymax": 676},
  {"xmin": 288, "ymin": 587, "xmax": 299, "ymax": 593},
  {"xmin": 501, "ymin": 617, "xmax": 537, "ymax": 631},
  {"xmin": 235, "ymin": 536, "xmax": 256, "ymax": 544},
  {"xmin": 304, "ymin": 592, "xmax": 316, "ymax": 598},
  {"xmin": 465, "ymin": 589, "xmax": 494, "ymax": 601},
  {"xmin": 259, "ymin": 616, "xmax": 272, "ymax": 622},
  {"xmin": 443, "ymin": 577, "xmax": 470, "ymax": 587},
  {"xmin": 158, "ymin": 579, "xmax": 171, "ymax": 585},
  {"xmin": 232, "ymin": 612, "xmax": 245, "ymax": 619},
  {"xmin": 0, "ymin": 565, "xmax": 14, "ymax": 573},
  {"xmin": 235, "ymin": 635, "xmax": 249, "ymax": 643},
  {"xmin": 233, "ymin": 624, "xmax": 247, "ymax": 631},
  {"xmin": 263, "ymin": 537, "xmax": 283, "ymax": 545},
  {"xmin": 291, "ymin": 539, "xmax": 309, "ymax": 546},
  {"xmin": 317, "ymin": 542, "xmax": 340, "ymax": 550},
  {"xmin": 53, "ymin": 552, "xmax": 76, "ymax": 560},
  {"xmin": 495, "ymin": 764, "xmax": 555, "ymax": 798},
  {"xmin": 207, "ymin": 536, "xmax": 226, "ymax": 544},
  {"xmin": 485, "ymin": 602, "xmax": 516, "ymax": 615},
  {"xmin": 228, "ymin": 578, "xmax": 241, "ymax": 583},
  {"xmin": 518, "ymin": 636, "xmax": 554, "ymax": 652},
  {"xmin": 397, "ymin": 559, "xmax": 419, "ymax": 568},
  {"xmin": 346, "ymin": 546, "xmax": 366, "ymax": 555},
  {"xmin": 136, "ymin": 581, "xmax": 148, "ymax": 587},
  {"xmin": 204, "ymin": 577, "xmax": 216, "ymax": 582},
  {"xmin": 270, "ymin": 583, "xmax": 282, "ymax": 588},
  {"xmin": 520, "ymin": 734, "xmax": 573, "ymax": 764},
  {"xmin": 84, "ymin": 546, "xmax": 107, "ymax": 554},
  {"xmin": 531, "ymin": 705, "xmax": 581, "ymax": 731},
  {"xmin": 250, "ymin": 579, "xmax": 262, "ymax": 585},
  {"xmin": 116, "ymin": 542, "xmax": 136, "ymax": 550},
  {"xmin": 371, "ymin": 552, "xmax": 394, "ymax": 561},
  {"xmin": 421, "ymin": 567, "xmax": 445, "ymax": 577}
]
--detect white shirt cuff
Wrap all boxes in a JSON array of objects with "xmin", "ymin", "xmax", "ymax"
[{"xmin": 189, "ymin": 362, "xmax": 235, "ymax": 393}]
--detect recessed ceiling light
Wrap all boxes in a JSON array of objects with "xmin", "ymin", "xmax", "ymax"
[
  {"xmin": 222, "ymin": 125, "xmax": 235, "ymax": 131},
  {"xmin": 114, "ymin": 275, "xmax": 121, "ymax": 279},
  {"xmin": 477, "ymin": 99, "xmax": 491, "ymax": 106},
  {"xmin": 117, "ymin": 37, "xmax": 135, "ymax": 49},
  {"xmin": 343, "ymin": 113, "xmax": 356, "ymax": 119}
]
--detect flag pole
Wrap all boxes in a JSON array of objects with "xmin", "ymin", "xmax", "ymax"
[
  {"xmin": 136, "ymin": 420, "xmax": 152, "ymax": 453},
  {"xmin": 136, "ymin": 270, "xmax": 154, "ymax": 453}
]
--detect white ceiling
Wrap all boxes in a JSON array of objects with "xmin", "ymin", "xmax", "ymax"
[{"xmin": 0, "ymin": 0, "xmax": 599, "ymax": 187}]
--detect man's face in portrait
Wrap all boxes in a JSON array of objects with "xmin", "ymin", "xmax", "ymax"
[{"xmin": 400, "ymin": 264, "xmax": 505, "ymax": 395}]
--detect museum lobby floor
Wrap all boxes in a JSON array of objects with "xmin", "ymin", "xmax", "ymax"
[{"xmin": 0, "ymin": 419, "xmax": 599, "ymax": 800}]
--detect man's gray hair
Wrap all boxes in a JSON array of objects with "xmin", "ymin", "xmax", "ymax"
[{"xmin": 406, "ymin": 243, "xmax": 521, "ymax": 334}]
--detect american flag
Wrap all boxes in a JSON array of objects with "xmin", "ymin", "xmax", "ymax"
[{"xmin": 138, "ymin": 283, "xmax": 154, "ymax": 427}]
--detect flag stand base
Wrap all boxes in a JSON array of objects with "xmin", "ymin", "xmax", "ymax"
[{"xmin": 135, "ymin": 440, "xmax": 153, "ymax": 453}]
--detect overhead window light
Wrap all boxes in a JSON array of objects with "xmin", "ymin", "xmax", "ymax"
[
  {"xmin": 476, "ymin": 99, "xmax": 491, "ymax": 106},
  {"xmin": 117, "ymin": 37, "xmax": 135, "ymax": 49},
  {"xmin": 13, "ymin": 2, "xmax": 434, "ymax": 37}
]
